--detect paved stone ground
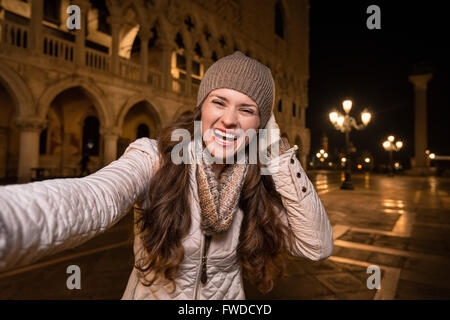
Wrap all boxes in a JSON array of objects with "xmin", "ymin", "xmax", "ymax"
[{"xmin": 1, "ymin": 172, "xmax": 449, "ymax": 299}]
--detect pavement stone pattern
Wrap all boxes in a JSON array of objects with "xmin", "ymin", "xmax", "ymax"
[{"xmin": 0, "ymin": 172, "xmax": 449, "ymax": 299}]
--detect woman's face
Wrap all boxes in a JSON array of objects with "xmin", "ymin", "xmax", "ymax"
[{"xmin": 201, "ymin": 88, "xmax": 260, "ymax": 160}]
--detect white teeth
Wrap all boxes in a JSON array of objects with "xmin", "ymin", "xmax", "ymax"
[{"xmin": 214, "ymin": 129, "xmax": 237, "ymax": 140}]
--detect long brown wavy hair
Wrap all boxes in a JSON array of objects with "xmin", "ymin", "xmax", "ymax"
[{"xmin": 134, "ymin": 106, "xmax": 295, "ymax": 294}]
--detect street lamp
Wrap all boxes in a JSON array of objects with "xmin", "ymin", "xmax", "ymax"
[
  {"xmin": 316, "ymin": 149, "xmax": 328, "ymax": 165},
  {"xmin": 382, "ymin": 135, "xmax": 403, "ymax": 176},
  {"xmin": 329, "ymin": 99, "xmax": 371, "ymax": 189}
]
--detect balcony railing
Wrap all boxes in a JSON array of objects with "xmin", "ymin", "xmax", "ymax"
[
  {"xmin": 148, "ymin": 69, "xmax": 162, "ymax": 89},
  {"xmin": 85, "ymin": 48, "xmax": 110, "ymax": 72},
  {"xmin": 172, "ymin": 77, "xmax": 187, "ymax": 95},
  {"xmin": 0, "ymin": 19, "xmax": 28, "ymax": 49},
  {"xmin": 119, "ymin": 57, "xmax": 140, "ymax": 81},
  {"xmin": 43, "ymin": 33, "xmax": 74, "ymax": 62},
  {"xmin": 0, "ymin": 18, "xmax": 197, "ymax": 99}
]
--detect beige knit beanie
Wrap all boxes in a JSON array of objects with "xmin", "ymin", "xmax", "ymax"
[{"xmin": 196, "ymin": 51, "xmax": 275, "ymax": 128}]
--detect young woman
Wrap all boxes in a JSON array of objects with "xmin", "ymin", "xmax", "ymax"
[{"xmin": 0, "ymin": 51, "xmax": 333, "ymax": 299}]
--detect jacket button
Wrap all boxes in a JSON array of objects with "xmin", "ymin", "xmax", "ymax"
[
  {"xmin": 296, "ymin": 172, "xmax": 301, "ymax": 178},
  {"xmin": 290, "ymin": 159, "xmax": 295, "ymax": 164},
  {"xmin": 302, "ymin": 186, "xmax": 307, "ymax": 192}
]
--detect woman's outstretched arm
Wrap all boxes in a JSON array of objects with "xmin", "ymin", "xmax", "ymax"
[
  {"xmin": 0, "ymin": 138, "xmax": 159, "ymax": 273},
  {"xmin": 267, "ymin": 141, "xmax": 334, "ymax": 261}
]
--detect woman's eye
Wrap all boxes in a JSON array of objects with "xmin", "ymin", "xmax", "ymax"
[
  {"xmin": 213, "ymin": 100, "xmax": 224, "ymax": 106},
  {"xmin": 242, "ymin": 109, "xmax": 255, "ymax": 114}
]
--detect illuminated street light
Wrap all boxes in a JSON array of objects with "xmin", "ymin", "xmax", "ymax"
[
  {"xmin": 316, "ymin": 149, "xmax": 328, "ymax": 165},
  {"xmin": 365, "ymin": 157, "xmax": 370, "ymax": 163},
  {"xmin": 382, "ymin": 135, "xmax": 403, "ymax": 177},
  {"xmin": 343, "ymin": 100, "xmax": 352, "ymax": 113},
  {"xmin": 329, "ymin": 99, "xmax": 371, "ymax": 190},
  {"xmin": 429, "ymin": 153, "xmax": 435, "ymax": 159}
]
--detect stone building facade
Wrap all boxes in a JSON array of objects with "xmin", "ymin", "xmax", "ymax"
[{"xmin": 0, "ymin": 0, "xmax": 310, "ymax": 182}]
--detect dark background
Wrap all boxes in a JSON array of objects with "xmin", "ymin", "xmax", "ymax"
[{"xmin": 307, "ymin": 1, "xmax": 450, "ymax": 169}]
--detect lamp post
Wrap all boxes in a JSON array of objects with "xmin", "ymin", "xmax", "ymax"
[
  {"xmin": 382, "ymin": 135, "xmax": 403, "ymax": 177},
  {"xmin": 329, "ymin": 100, "xmax": 371, "ymax": 189},
  {"xmin": 316, "ymin": 149, "xmax": 328, "ymax": 168}
]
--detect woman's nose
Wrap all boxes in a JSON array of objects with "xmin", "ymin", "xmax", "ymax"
[{"xmin": 220, "ymin": 107, "xmax": 238, "ymax": 127}]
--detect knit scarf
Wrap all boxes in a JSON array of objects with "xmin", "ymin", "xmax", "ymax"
[{"xmin": 196, "ymin": 159, "xmax": 249, "ymax": 236}]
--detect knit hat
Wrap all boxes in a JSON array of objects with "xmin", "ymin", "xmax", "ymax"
[{"xmin": 196, "ymin": 51, "xmax": 275, "ymax": 128}]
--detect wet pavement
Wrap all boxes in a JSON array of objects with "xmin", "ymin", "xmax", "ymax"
[{"xmin": 1, "ymin": 171, "xmax": 449, "ymax": 299}]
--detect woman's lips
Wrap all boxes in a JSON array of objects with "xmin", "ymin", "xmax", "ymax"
[{"xmin": 213, "ymin": 129, "xmax": 238, "ymax": 147}]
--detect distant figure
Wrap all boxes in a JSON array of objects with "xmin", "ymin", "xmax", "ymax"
[{"xmin": 79, "ymin": 152, "xmax": 90, "ymax": 177}]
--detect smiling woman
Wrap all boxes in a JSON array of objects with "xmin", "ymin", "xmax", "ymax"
[
  {"xmin": 201, "ymin": 88, "xmax": 260, "ymax": 167},
  {"xmin": 0, "ymin": 51, "xmax": 333, "ymax": 300}
]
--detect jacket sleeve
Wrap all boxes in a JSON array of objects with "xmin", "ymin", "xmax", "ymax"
[
  {"xmin": 0, "ymin": 138, "xmax": 159, "ymax": 273},
  {"xmin": 266, "ymin": 146, "xmax": 334, "ymax": 261}
]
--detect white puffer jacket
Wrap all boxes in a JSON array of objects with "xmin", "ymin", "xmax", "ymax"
[{"xmin": 0, "ymin": 138, "xmax": 333, "ymax": 299}]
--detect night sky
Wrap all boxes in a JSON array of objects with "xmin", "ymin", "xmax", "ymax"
[{"xmin": 307, "ymin": 1, "xmax": 450, "ymax": 169}]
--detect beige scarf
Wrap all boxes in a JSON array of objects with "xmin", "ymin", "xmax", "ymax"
[{"xmin": 196, "ymin": 159, "xmax": 248, "ymax": 236}]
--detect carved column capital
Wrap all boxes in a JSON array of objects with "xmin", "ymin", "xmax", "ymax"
[
  {"xmin": 15, "ymin": 117, "xmax": 47, "ymax": 132},
  {"xmin": 100, "ymin": 126, "xmax": 121, "ymax": 137},
  {"xmin": 409, "ymin": 73, "xmax": 433, "ymax": 90}
]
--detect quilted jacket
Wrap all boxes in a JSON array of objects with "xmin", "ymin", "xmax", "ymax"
[{"xmin": 0, "ymin": 137, "xmax": 333, "ymax": 299}]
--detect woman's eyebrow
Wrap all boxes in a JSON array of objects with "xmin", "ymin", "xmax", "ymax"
[
  {"xmin": 240, "ymin": 103, "xmax": 257, "ymax": 108},
  {"xmin": 211, "ymin": 95, "xmax": 228, "ymax": 102},
  {"xmin": 211, "ymin": 95, "xmax": 257, "ymax": 108}
]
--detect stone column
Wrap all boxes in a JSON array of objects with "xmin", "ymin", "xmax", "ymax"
[
  {"xmin": 158, "ymin": 39, "xmax": 176, "ymax": 92},
  {"xmin": 108, "ymin": 13, "xmax": 122, "ymax": 75},
  {"xmin": 409, "ymin": 73, "xmax": 432, "ymax": 168},
  {"xmin": 101, "ymin": 127, "xmax": 120, "ymax": 166},
  {"xmin": 139, "ymin": 28, "xmax": 151, "ymax": 83},
  {"xmin": 16, "ymin": 117, "xmax": 46, "ymax": 183},
  {"xmin": 61, "ymin": 132, "xmax": 72, "ymax": 176},
  {"xmin": 29, "ymin": 0, "xmax": 43, "ymax": 53},
  {"xmin": 73, "ymin": 0, "xmax": 91, "ymax": 66}
]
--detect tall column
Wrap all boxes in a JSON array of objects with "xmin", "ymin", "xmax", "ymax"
[
  {"xmin": 73, "ymin": 0, "xmax": 91, "ymax": 66},
  {"xmin": 139, "ymin": 28, "xmax": 151, "ymax": 83},
  {"xmin": 107, "ymin": 13, "xmax": 122, "ymax": 75},
  {"xmin": 101, "ymin": 127, "xmax": 120, "ymax": 166},
  {"xmin": 61, "ymin": 132, "xmax": 72, "ymax": 176},
  {"xmin": 16, "ymin": 117, "xmax": 46, "ymax": 183},
  {"xmin": 409, "ymin": 73, "xmax": 432, "ymax": 168},
  {"xmin": 29, "ymin": 0, "xmax": 43, "ymax": 53},
  {"xmin": 158, "ymin": 39, "xmax": 176, "ymax": 92}
]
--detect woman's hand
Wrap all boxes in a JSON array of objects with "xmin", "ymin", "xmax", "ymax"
[{"xmin": 265, "ymin": 113, "xmax": 291, "ymax": 156}]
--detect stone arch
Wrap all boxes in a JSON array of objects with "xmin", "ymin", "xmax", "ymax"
[
  {"xmin": 37, "ymin": 77, "xmax": 113, "ymax": 129},
  {"xmin": 0, "ymin": 61, "xmax": 35, "ymax": 117},
  {"xmin": 117, "ymin": 94, "xmax": 165, "ymax": 130}
]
